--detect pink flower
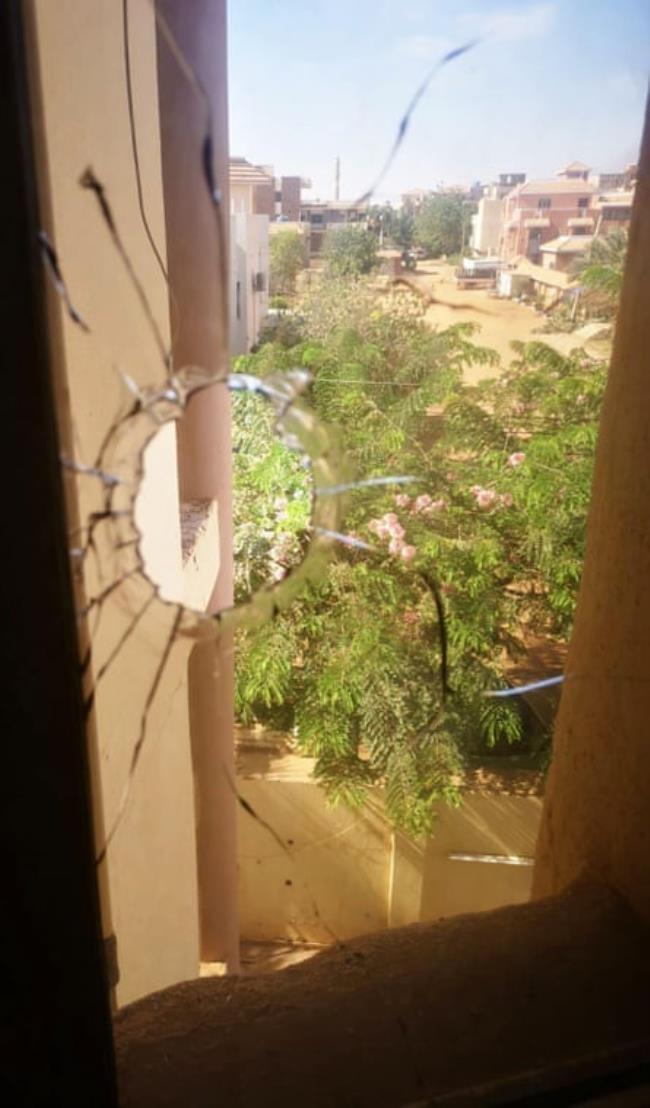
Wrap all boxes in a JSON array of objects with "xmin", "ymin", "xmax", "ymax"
[
  {"xmin": 388, "ymin": 522, "xmax": 405, "ymax": 540},
  {"xmin": 508, "ymin": 452, "xmax": 526, "ymax": 467},
  {"xmin": 395, "ymin": 493, "xmax": 411, "ymax": 508},
  {"xmin": 383, "ymin": 512, "xmax": 398, "ymax": 524},
  {"xmin": 376, "ymin": 522, "xmax": 391, "ymax": 540},
  {"xmin": 403, "ymin": 610, "xmax": 420, "ymax": 626},
  {"xmin": 413, "ymin": 493, "xmax": 432, "ymax": 513},
  {"xmin": 388, "ymin": 537, "xmax": 405, "ymax": 556},
  {"xmin": 367, "ymin": 519, "xmax": 382, "ymax": 535},
  {"xmin": 470, "ymin": 485, "xmax": 482, "ymax": 496},
  {"xmin": 424, "ymin": 497, "xmax": 446, "ymax": 515},
  {"xmin": 499, "ymin": 493, "xmax": 514, "ymax": 508},
  {"xmin": 400, "ymin": 544, "xmax": 416, "ymax": 562},
  {"xmin": 477, "ymin": 489, "xmax": 497, "ymax": 510}
]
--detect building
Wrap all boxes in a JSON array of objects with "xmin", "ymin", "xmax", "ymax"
[
  {"xmin": 274, "ymin": 174, "xmax": 311, "ymax": 221},
  {"xmin": 229, "ymin": 159, "xmax": 311, "ymax": 223},
  {"xmin": 299, "ymin": 199, "xmax": 369, "ymax": 255},
  {"xmin": 229, "ymin": 157, "xmax": 275, "ymax": 216},
  {"xmin": 591, "ymin": 189, "xmax": 635, "ymax": 235},
  {"xmin": 469, "ymin": 189, "xmax": 504, "ymax": 255},
  {"xmin": 597, "ymin": 163, "xmax": 637, "ymax": 190},
  {"xmin": 230, "ymin": 212, "xmax": 269, "ymax": 354},
  {"xmin": 539, "ymin": 234, "xmax": 593, "ymax": 273},
  {"xmin": 229, "ymin": 160, "xmax": 270, "ymax": 354},
  {"xmin": 470, "ymin": 175, "xmax": 525, "ymax": 256},
  {"xmin": 500, "ymin": 163, "xmax": 597, "ymax": 263}
]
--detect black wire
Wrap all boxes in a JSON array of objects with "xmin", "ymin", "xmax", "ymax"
[
  {"xmin": 122, "ymin": 0, "xmax": 169, "ymax": 286},
  {"xmin": 418, "ymin": 568, "xmax": 451, "ymax": 703}
]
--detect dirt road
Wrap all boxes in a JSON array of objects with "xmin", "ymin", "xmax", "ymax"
[{"xmin": 404, "ymin": 262, "xmax": 546, "ymax": 383}]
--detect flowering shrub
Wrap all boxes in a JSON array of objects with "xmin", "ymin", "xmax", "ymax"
[{"xmin": 234, "ymin": 284, "xmax": 607, "ymax": 835}]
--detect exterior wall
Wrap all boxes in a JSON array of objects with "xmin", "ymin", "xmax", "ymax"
[
  {"xmin": 31, "ymin": 0, "xmax": 200, "ymax": 1004},
  {"xmin": 230, "ymin": 215, "xmax": 248, "ymax": 356},
  {"xmin": 501, "ymin": 184, "xmax": 595, "ymax": 261},
  {"xmin": 231, "ymin": 180, "xmax": 254, "ymax": 214},
  {"xmin": 280, "ymin": 176, "xmax": 301, "ymax": 221},
  {"xmin": 540, "ymin": 251, "xmax": 575, "ymax": 273},
  {"xmin": 236, "ymin": 768, "xmax": 542, "ymax": 943},
  {"xmin": 471, "ymin": 195, "xmax": 504, "ymax": 254},
  {"xmin": 230, "ymin": 212, "xmax": 269, "ymax": 353},
  {"xmin": 254, "ymin": 178, "xmax": 275, "ymax": 218},
  {"xmin": 419, "ymin": 794, "xmax": 542, "ymax": 920}
]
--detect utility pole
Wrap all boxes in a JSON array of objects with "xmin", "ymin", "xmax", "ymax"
[{"xmin": 334, "ymin": 155, "xmax": 340, "ymax": 202}]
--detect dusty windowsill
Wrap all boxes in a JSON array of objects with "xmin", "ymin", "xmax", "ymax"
[{"xmin": 115, "ymin": 881, "xmax": 650, "ymax": 1107}]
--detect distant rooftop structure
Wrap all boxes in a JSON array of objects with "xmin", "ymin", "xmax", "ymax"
[
  {"xmin": 498, "ymin": 172, "xmax": 526, "ymax": 188},
  {"xmin": 560, "ymin": 160, "xmax": 591, "ymax": 175},
  {"xmin": 229, "ymin": 157, "xmax": 274, "ymax": 186}
]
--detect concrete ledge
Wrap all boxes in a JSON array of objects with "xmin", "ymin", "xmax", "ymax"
[{"xmin": 115, "ymin": 881, "xmax": 650, "ymax": 1107}]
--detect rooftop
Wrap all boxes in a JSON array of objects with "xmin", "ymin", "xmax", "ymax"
[
  {"xmin": 513, "ymin": 258, "xmax": 576, "ymax": 289},
  {"xmin": 559, "ymin": 161, "xmax": 591, "ymax": 174},
  {"xmin": 229, "ymin": 158, "xmax": 273, "ymax": 186},
  {"xmin": 540, "ymin": 235, "xmax": 594, "ymax": 254},
  {"xmin": 515, "ymin": 178, "xmax": 596, "ymax": 196}
]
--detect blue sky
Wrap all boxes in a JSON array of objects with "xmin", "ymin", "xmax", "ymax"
[{"xmin": 228, "ymin": 0, "xmax": 648, "ymax": 204}]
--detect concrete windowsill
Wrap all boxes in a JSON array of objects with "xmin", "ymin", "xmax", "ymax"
[{"xmin": 115, "ymin": 881, "xmax": 650, "ymax": 1107}]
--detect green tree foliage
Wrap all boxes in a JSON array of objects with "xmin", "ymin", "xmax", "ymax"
[
  {"xmin": 269, "ymin": 230, "xmax": 307, "ymax": 297},
  {"xmin": 323, "ymin": 224, "xmax": 378, "ymax": 277},
  {"xmin": 369, "ymin": 205, "xmax": 415, "ymax": 250},
  {"xmin": 412, "ymin": 193, "xmax": 474, "ymax": 258},
  {"xmin": 571, "ymin": 229, "xmax": 628, "ymax": 316},
  {"xmin": 233, "ymin": 279, "xmax": 606, "ymax": 835}
]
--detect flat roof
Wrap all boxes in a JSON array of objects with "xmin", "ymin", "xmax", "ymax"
[
  {"xmin": 540, "ymin": 235, "xmax": 593, "ymax": 254},
  {"xmin": 229, "ymin": 158, "xmax": 273, "ymax": 186},
  {"xmin": 515, "ymin": 179, "xmax": 596, "ymax": 196}
]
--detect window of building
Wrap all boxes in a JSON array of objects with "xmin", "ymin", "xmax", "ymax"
[
  {"xmin": 578, "ymin": 197, "xmax": 589, "ymax": 208},
  {"xmin": 538, "ymin": 197, "xmax": 551, "ymax": 209},
  {"xmin": 603, "ymin": 206, "xmax": 629, "ymax": 220},
  {"xmin": 236, "ymin": 280, "xmax": 241, "ymax": 319}
]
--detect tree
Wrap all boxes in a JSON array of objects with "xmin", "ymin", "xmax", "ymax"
[
  {"xmin": 233, "ymin": 282, "xmax": 605, "ymax": 835},
  {"xmin": 323, "ymin": 224, "xmax": 378, "ymax": 277},
  {"xmin": 368, "ymin": 205, "xmax": 415, "ymax": 251},
  {"xmin": 412, "ymin": 194, "xmax": 474, "ymax": 258},
  {"xmin": 269, "ymin": 230, "xmax": 306, "ymax": 297},
  {"xmin": 571, "ymin": 229, "xmax": 628, "ymax": 315}
]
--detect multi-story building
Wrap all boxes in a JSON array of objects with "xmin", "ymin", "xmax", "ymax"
[
  {"xmin": 299, "ymin": 199, "xmax": 369, "ymax": 256},
  {"xmin": 229, "ymin": 158, "xmax": 311, "ymax": 222},
  {"xmin": 591, "ymin": 189, "xmax": 635, "ymax": 235},
  {"xmin": 470, "ymin": 174, "xmax": 526, "ymax": 255},
  {"xmin": 229, "ymin": 157, "xmax": 275, "ymax": 217},
  {"xmin": 229, "ymin": 159, "xmax": 270, "ymax": 354},
  {"xmin": 597, "ymin": 163, "xmax": 637, "ymax": 191},
  {"xmin": 499, "ymin": 164, "xmax": 597, "ymax": 263}
]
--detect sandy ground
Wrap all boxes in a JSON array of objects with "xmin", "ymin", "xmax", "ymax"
[{"xmin": 404, "ymin": 262, "xmax": 549, "ymax": 384}]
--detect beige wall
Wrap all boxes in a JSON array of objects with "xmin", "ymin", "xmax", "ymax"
[
  {"xmin": 30, "ymin": 0, "xmax": 200, "ymax": 1005},
  {"xmin": 236, "ymin": 758, "xmax": 542, "ymax": 943},
  {"xmin": 230, "ymin": 211, "xmax": 269, "ymax": 353}
]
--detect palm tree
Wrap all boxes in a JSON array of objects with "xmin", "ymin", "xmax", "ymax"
[{"xmin": 571, "ymin": 229, "xmax": 628, "ymax": 314}]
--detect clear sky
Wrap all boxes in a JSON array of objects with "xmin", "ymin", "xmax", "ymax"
[{"xmin": 228, "ymin": 0, "xmax": 649, "ymax": 204}]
